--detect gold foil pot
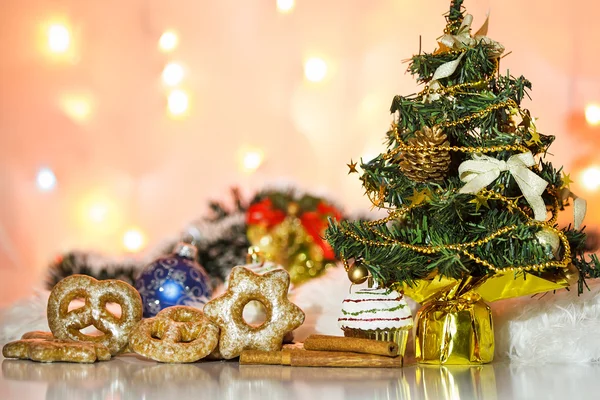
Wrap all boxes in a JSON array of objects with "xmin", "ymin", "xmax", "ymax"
[
  {"xmin": 415, "ymin": 297, "xmax": 494, "ymax": 364},
  {"xmin": 247, "ymin": 217, "xmax": 334, "ymax": 285},
  {"xmin": 394, "ymin": 265, "xmax": 578, "ymax": 365},
  {"xmin": 400, "ymin": 265, "xmax": 578, "ymax": 304}
]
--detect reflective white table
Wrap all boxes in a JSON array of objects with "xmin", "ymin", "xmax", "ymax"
[{"xmin": 2, "ymin": 354, "xmax": 600, "ymax": 400}]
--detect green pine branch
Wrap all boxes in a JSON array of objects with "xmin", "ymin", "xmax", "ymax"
[{"xmin": 446, "ymin": 0, "xmax": 466, "ymax": 35}]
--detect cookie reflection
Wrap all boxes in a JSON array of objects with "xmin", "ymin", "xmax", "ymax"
[
  {"xmin": 2, "ymin": 358, "xmax": 138, "ymax": 400},
  {"xmin": 128, "ymin": 362, "xmax": 221, "ymax": 399}
]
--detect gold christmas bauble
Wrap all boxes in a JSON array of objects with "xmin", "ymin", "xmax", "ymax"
[
  {"xmin": 535, "ymin": 227, "xmax": 561, "ymax": 259},
  {"xmin": 347, "ymin": 263, "xmax": 369, "ymax": 284}
]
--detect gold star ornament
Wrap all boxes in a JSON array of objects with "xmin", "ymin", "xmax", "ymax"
[
  {"xmin": 469, "ymin": 193, "xmax": 491, "ymax": 212},
  {"xmin": 203, "ymin": 266, "xmax": 305, "ymax": 359},
  {"xmin": 407, "ymin": 188, "xmax": 433, "ymax": 205},
  {"xmin": 561, "ymin": 172, "xmax": 573, "ymax": 189},
  {"xmin": 525, "ymin": 118, "xmax": 542, "ymax": 146},
  {"xmin": 347, "ymin": 159, "xmax": 358, "ymax": 174}
]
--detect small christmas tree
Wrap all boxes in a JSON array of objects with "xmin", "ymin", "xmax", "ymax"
[{"xmin": 326, "ymin": 0, "xmax": 599, "ymax": 364}]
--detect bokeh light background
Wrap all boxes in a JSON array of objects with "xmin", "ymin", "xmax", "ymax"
[{"xmin": 1, "ymin": 0, "xmax": 599, "ymax": 305}]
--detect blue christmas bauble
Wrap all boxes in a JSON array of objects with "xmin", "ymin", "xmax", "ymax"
[{"xmin": 135, "ymin": 243, "xmax": 212, "ymax": 317}]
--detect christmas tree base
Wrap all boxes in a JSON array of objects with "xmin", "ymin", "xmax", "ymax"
[{"xmin": 415, "ymin": 298, "xmax": 494, "ymax": 365}]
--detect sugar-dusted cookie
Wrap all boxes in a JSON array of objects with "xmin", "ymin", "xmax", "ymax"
[
  {"xmin": 129, "ymin": 306, "xmax": 219, "ymax": 363},
  {"xmin": 2, "ymin": 337, "xmax": 111, "ymax": 363},
  {"xmin": 203, "ymin": 266, "xmax": 305, "ymax": 359},
  {"xmin": 21, "ymin": 331, "xmax": 55, "ymax": 340},
  {"xmin": 47, "ymin": 274, "xmax": 143, "ymax": 355}
]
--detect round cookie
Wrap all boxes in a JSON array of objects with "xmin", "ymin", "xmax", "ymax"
[
  {"xmin": 129, "ymin": 306, "xmax": 219, "ymax": 363},
  {"xmin": 47, "ymin": 274, "xmax": 143, "ymax": 355},
  {"xmin": 203, "ymin": 266, "xmax": 305, "ymax": 360}
]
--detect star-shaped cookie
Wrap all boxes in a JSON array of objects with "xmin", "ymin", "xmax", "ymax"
[{"xmin": 203, "ymin": 266, "xmax": 305, "ymax": 359}]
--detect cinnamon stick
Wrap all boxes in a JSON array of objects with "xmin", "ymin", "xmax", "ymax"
[
  {"xmin": 240, "ymin": 349, "xmax": 403, "ymax": 368},
  {"xmin": 239, "ymin": 350, "xmax": 283, "ymax": 365},
  {"xmin": 288, "ymin": 350, "xmax": 403, "ymax": 368},
  {"xmin": 304, "ymin": 334, "xmax": 399, "ymax": 357}
]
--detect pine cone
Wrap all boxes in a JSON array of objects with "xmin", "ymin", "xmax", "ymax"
[{"xmin": 398, "ymin": 126, "xmax": 451, "ymax": 182}]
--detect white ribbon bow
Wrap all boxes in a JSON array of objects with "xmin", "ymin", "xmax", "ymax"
[
  {"xmin": 424, "ymin": 14, "xmax": 505, "ymax": 103},
  {"xmin": 573, "ymin": 197, "xmax": 587, "ymax": 230},
  {"xmin": 439, "ymin": 14, "xmax": 505, "ymax": 58},
  {"xmin": 459, "ymin": 152, "xmax": 549, "ymax": 221},
  {"xmin": 562, "ymin": 190, "xmax": 587, "ymax": 230}
]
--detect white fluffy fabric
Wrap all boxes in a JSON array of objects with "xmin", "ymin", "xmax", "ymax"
[
  {"xmin": 4, "ymin": 269, "xmax": 600, "ymax": 364},
  {"xmin": 0, "ymin": 290, "xmax": 49, "ymax": 343},
  {"xmin": 492, "ymin": 279, "xmax": 600, "ymax": 363}
]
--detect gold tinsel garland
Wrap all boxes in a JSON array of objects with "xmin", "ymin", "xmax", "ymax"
[{"xmin": 339, "ymin": 188, "xmax": 570, "ymax": 275}]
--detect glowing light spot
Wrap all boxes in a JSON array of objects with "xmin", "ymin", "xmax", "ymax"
[
  {"xmin": 36, "ymin": 167, "xmax": 56, "ymax": 191},
  {"xmin": 47, "ymin": 24, "xmax": 70, "ymax": 53},
  {"xmin": 60, "ymin": 95, "xmax": 92, "ymax": 122},
  {"xmin": 585, "ymin": 104, "xmax": 600, "ymax": 126},
  {"xmin": 241, "ymin": 150, "xmax": 264, "ymax": 173},
  {"xmin": 277, "ymin": 0, "xmax": 295, "ymax": 13},
  {"xmin": 161, "ymin": 282, "xmax": 182, "ymax": 300},
  {"xmin": 162, "ymin": 62, "xmax": 185, "ymax": 86},
  {"xmin": 581, "ymin": 166, "xmax": 600, "ymax": 191},
  {"xmin": 123, "ymin": 229, "xmax": 145, "ymax": 252},
  {"xmin": 304, "ymin": 57, "xmax": 328, "ymax": 82},
  {"xmin": 159, "ymin": 31, "xmax": 178, "ymax": 52},
  {"xmin": 88, "ymin": 203, "xmax": 109, "ymax": 223},
  {"xmin": 167, "ymin": 89, "xmax": 189, "ymax": 116}
]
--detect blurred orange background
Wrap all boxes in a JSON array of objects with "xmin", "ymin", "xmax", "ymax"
[{"xmin": 0, "ymin": 0, "xmax": 599, "ymax": 306}]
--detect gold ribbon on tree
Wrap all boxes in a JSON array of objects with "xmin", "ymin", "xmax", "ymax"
[{"xmin": 458, "ymin": 152, "xmax": 548, "ymax": 221}]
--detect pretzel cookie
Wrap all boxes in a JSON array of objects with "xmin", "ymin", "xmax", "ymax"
[
  {"xmin": 203, "ymin": 266, "xmax": 305, "ymax": 359},
  {"xmin": 3, "ymin": 332, "xmax": 111, "ymax": 363},
  {"xmin": 128, "ymin": 306, "xmax": 219, "ymax": 363},
  {"xmin": 47, "ymin": 275, "xmax": 143, "ymax": 355},
  {"xmin": 21, "ymin": 331, "xmax": 55, "ymax": 340}
]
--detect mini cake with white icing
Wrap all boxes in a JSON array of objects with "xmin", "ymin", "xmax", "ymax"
[{"xmin": 338, "ymin": 287, "xmax": 413, "ymax": 356}]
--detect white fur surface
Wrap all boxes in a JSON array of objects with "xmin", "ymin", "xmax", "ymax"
[
  {"xmin": 0, "ymin": 290, "xmax": 49, "ymax": 343},
  {"xmin": 492, "ymin": 279, "xmax": 600, "ymax": 363},
  {"xmin": 3, "ymin": 271, "xmax": 600, "ymax": 364}
]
